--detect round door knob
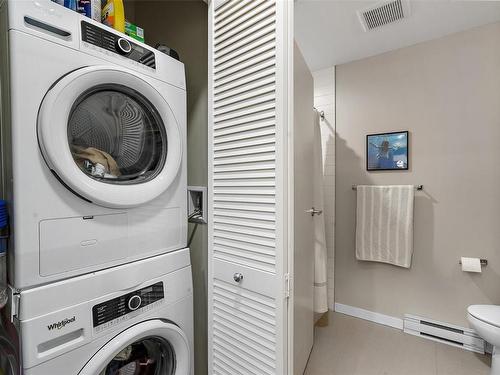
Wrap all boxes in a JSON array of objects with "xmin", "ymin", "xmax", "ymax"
[
  {"xmin": 116, "ymin": 37, "xmax": 132, "ymax": 55},
  {"xmin": 128, "ymin": 295, "xmax": 142, "ymax": 311},
  {"xmin": 233, "ymin": 273, "xmax": 244, "ymax": 283}
]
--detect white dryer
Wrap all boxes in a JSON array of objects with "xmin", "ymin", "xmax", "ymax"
[
  {"xmin": 0, "ymin": 0, "xmax": 187, "ymax": 289},
  {"xmin": 4, "ymin": 248, "xmax": 193, "ymax": 375}
]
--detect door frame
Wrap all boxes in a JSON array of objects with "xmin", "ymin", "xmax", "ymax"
[
  {"xmin": 284, "ymin": 0, "xmax": 295, "ymax": 374},
  {"xmin": 277, "ymin": 0, "xmax": 295, "ymax": 373}
]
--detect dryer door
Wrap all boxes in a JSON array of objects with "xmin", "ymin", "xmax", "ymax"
[
  {"xmin": 38, "ymin": 66, "xmax": 182, "ymax": 208},
  {"xmin": 79, "ymin": 320, "xmax": 191, "ymax": 375}
]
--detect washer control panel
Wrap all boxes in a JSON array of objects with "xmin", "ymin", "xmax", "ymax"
[
  {"xmin": 81, "ymin": 21, "xmax": 156, "ymax": 69},
  {"xmin": 92, "ymin": 282, "xmax": 164, "ymax": 332}
]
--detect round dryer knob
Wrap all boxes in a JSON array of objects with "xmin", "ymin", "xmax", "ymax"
[
  {"xmin": 128, "ymin": 295, "xmax": 142, "ymax": 311},
  {"xmin": 116, "ymin": 38, "xmax": 132, "ymax": 55}
]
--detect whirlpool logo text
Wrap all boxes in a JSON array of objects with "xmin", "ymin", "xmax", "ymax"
[{"xmin": 47, "ymin": 316, "xmax": 76, "ymax": 331}]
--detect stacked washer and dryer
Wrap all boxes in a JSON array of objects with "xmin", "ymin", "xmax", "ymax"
[{"xmin": 0, "ymin": 0, "xmax": 193, "ymax": 374}]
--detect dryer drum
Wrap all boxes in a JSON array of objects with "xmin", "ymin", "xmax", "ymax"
[{"xmin": 68, "ymin": 84, "xmax": 168, "ymax": 185}]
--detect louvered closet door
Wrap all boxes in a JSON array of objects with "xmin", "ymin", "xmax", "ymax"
[{"xmin": 208, "ymin": 0, "xmax": 292, "ymax": 374}]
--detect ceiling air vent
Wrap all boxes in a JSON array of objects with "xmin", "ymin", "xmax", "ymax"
[{"xmin": 357, "ymin": 0, "xmax": 411, "ymax": 32}]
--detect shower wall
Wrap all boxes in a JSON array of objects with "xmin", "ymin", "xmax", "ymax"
[{"xmin": 313, "ymin": 68, "xmax": 335, "ymax": 308}]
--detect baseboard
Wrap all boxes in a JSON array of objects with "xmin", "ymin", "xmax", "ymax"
[
  {"xmin": 333, "ymin": 303, "xmax": 487, "ymax": 354},
  {"xmin": 334, "ymin": 302, "xmax": 404, "ymax": 330}
]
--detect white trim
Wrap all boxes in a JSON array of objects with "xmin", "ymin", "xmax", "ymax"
[
  {"xmin": 285, "ymin": 0, "xmax": 294, "ymax": 373},
  {"xmin": 270, "ymin": 1, "xmax": 290, "ymax": 373},
  {"xmin": 334, "ymin": 303, "xmax": 486, "ymax": 355},
  {"xmin": 207, "ymin": 0, "xmax": 217, "ymax": 374},
  {"xmin": 206, "ymin": 1, "xmax": 215, "ymax": 373},
  {"xmin": 334, "ymin": 302, "xmax": 404, "ymax": 330}
]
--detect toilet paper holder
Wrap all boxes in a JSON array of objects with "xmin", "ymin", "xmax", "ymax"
[{"xmin": 459, "ymin": 259, "xmax": 488, "ymax": 267}]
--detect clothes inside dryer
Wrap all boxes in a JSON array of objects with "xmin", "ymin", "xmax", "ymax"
[
  {"xmin": 101, "ymin": 337, "xmax": 176, "ymax": 375},
  {"xmin": 68, "ymin": 85, "xmax": 168, "ymax": 184},
  {"xmin": 71, "ymin": 146, "xmax": 121, "ymax": 178}
]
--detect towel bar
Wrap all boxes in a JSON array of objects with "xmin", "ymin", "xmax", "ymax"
[{"xmin": 352, "ymin": 184, "xmax": 423, "ymax": 191}]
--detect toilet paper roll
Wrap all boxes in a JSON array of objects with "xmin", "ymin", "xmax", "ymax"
[{"xmin": 461, "ymin": 257, "xmax": 482, "ymax": 273}]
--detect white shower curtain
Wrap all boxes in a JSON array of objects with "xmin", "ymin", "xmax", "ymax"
[{"xmin": 313, "ymin": 111, "xmax": 328, "ymax": 314}]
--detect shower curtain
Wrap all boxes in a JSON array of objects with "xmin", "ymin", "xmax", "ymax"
[{"xmin": 313, "ymin": 110, "xmax": 328, "ymax": 314}]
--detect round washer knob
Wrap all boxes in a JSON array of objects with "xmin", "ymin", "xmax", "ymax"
[
  {"xmin": 128, "ymin": 295, "xmax": 142, "ymax": 311},
  {"xmin": 116, "ymin": 38, "xmax": 132, "ymax": 55}
]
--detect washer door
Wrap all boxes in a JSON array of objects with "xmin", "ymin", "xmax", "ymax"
[
  {"xmin": 38, "ymin": 66, "xmax": 182, "ymax": 208},
  {"xmin": 79, "ymin": 320, "xmax": 190, "ymax": 375}
]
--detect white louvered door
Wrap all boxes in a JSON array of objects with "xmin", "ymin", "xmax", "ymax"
[{"xmin": 208, "ymin": 0, "xmax": 293, "ymax": 374}]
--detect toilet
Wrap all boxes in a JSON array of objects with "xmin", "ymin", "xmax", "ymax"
[{"xmin": 468, "ymin": 305, "xmax": 500, "ymax": 374}]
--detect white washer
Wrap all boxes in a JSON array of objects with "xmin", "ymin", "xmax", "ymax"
[
  {"xmin": 0, "ymin": 0, "xmax": 187, "ymax": 289},
  {"xmin": 5, "ymin": 248, "xmax": 193, "ymax": 375}
]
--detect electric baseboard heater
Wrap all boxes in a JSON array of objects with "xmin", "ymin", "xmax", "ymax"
[{"xmin": 404, "ymin": 314, "xmax": 485, "ymax": 354}]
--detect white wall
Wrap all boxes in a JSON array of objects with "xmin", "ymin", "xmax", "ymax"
[{"xmin": 313, "ymin": 68, "xmax": 335, "ymax": 308}]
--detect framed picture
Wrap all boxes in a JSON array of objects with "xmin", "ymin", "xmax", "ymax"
[{"xmin": 366, "ymin": 131, "xmax": 409, "ymax": 171}]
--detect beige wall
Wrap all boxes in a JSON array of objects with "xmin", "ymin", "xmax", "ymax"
[
  {"xmin": 133, "ymin": 2, "xmax": 208, "ymax": 374},
  {"xmin": 335, "ymin": 22, "xmax": 500, "ymax": 326}
]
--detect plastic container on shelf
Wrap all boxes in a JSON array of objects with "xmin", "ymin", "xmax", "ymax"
[
  {"xmin": 64, "ymin": 0, "xmax": 77, "ymax": 11},
  {"xmin": 77, "ymin": 0, "xmax": 101, "ymax": 22},
  {"xmin": 125, "ymin": 21, "xmax": 144, "ymax": 43},
  {"xmin": 102, "ymin": 0, "xmax": 126, "ymax": 33}
]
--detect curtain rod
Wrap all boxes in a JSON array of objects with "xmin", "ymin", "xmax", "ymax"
[{"xmin": 313, "ymin": 107, "xmax": 325, "ymax": 121}]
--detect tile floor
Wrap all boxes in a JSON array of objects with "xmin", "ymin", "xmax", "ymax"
[{"xmin": 304, "ymin": 312, "xmax": 491, "ymax": 375}]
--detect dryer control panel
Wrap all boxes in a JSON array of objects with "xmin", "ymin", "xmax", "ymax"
[
  {"xmin": 92, "ymin": 282, "xmax": 164, "ymax": 333},
  {"xmin": 81, "ymin": 21, "xmax": 156, "ymax": 69}
]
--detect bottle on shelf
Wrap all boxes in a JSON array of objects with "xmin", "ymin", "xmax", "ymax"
[{"xmin": 102, "ymin": 0, "xmax": 126, "ymax": 33}]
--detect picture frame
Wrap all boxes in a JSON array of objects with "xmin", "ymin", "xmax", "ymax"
[{"xmin": 366, "ymin": 131, "xmax": 409, "ymax": 171}]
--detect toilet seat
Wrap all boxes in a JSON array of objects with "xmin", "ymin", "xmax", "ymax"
[
  {"xmin": 468, "ymin": 305, "xmax": 500, "ymax": 375},
  {"xmin": 468, "ymin": 305, "xmax": 500, "ymax": 328}
]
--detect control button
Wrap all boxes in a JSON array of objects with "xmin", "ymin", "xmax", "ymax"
[
  {"xmin": 116, "ymin": 38, "xmax": 132, "ymax": 55},
  {"xmin": 128, "ymin": 295, "xmax": 142, "ymax": 311}
]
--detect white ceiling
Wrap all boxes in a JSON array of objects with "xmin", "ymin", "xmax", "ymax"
[{"xmin": 294, "ymin": 0, "xmax": 500, "ymax": 71}]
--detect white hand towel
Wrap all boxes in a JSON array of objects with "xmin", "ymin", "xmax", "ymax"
[{"xmin": 356, "ymin": 185, "xmax": 415, "ymax": 268}]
